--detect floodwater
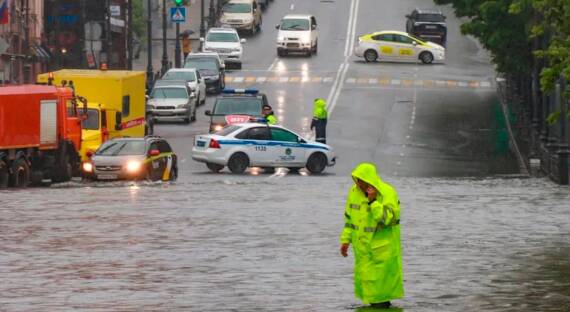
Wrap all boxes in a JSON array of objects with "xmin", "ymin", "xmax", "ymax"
[{"xmin": 1, "ymin": 174, "xmax": 569, "ymax": 311}]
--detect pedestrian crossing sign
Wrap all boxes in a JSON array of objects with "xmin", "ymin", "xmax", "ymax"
[{"xmin": 170, "ymin": 7, "xmax": 186, "ymax": 23}]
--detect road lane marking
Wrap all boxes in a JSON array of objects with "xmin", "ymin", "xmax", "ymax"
[
  {"xmin": 256, "ymin": 77, "xmax": 267, "ymax": 83},
  {"xmin": 267, "ymin": 58, "xmax": 278, "ymax": 71},
  {"xmin": 403, "ymin": 79, "xmax": 414, "ymax": 87},
  {"xmin": 279, "ymin": 77, "xmax": 289, "ymax": 83},
  {"xmin": 312, "ymin": 77, "xmax": 323, "ymax": 83},
  {"xmin": 480, "ymin": 81, "xmax": 492, "ymax": 88},
  {"xmin": 323, "ymin": 77, "xmax": 334, "ymax": 83},
  {"xmin": 245, "ymin": 76, "xmax": 256, "ymax": 82},
  {"xmin": 369, "ymin": 78, "xmax": 378, "ymax": 84},
  {"xmin": 447, "ymin": 80, "xmax": 457, "ymax": 87},
  {"xmin": 301, "ymin": 76, "xmax": 310, "ymax": 82},
  {"xmin": 435, "ymin": 80, "xmax": 446, "ymax": 86},
  {"xmin": 458, "ymin": 81, "xmax": 468, "ymax": 87},
  {"xmin": 380, "ymin": 79, "xmax": 390, "ymax": 85},
  {"xmin": 347, "ymin": 0, "xmax": 360, "ymax": 56},
  {"xmin": 469, "ymin": 81, "xmax": 480, "ymax": 88},
  {"xmin": 344, "ymin": 0, "xmax": 357, "ymax": 57},
  {"xmin": 225, "ymin": 77, "xmax": 233, "ymax": 83},
  {"xmin": 346, "ymin": 78, "xmax": 356, "ymax": 84},
  {"xmin": 289, "ymin": 76, "xmax": 301, "ymax": 82},
  {"xmin": 391, "ymin": 79, "xmax": 401, "ymax": 86},
  {"xmin": 233, "ymin": 77, "xmax": 244, "ymax": 83},
  {"xmin": 357, "ymin": 78, "xmax": 368, "ymax": 84},
  {"xmin": 290, "ymin": 3, "xmax": 294, "ymax": 10}
]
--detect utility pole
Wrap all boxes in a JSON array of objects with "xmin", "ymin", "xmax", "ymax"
[
  {"xmin": 173, "ymin": 0, "xmax": 182, "ymax": 68},
  {"xmin": 209, "ymin": 0, "xmax": 216, "ymax": 29},
  {"xmin": 161, "ymin": 0, "xmax": 168, "ymax": 75},
  {"xmin": 200, "ymin": 0, "xmax": 205, "ymax": 51},
  {"xmin": 127, "ymin": 0, "xmax": 133, "ymax": 70},
  {"xmin": 146, "ymin": 0, "xmax": 153, "ymax": 89}
]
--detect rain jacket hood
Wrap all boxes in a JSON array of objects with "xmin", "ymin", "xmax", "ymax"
[
  {"xmin": 351, "ymin": 162, "xmax": 382, "ymax": 193},
  {"xmin": 313, "ymin": 98, "xmax": 328, "ymax": 119}
]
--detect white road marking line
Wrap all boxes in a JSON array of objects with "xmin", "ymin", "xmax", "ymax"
[
  {"xmin": 323, "ymin": 77, "xmax": 334, "ymax": 83},
  {"xmin": 328, "ymin": 63, "xmax": 350, "ymax": 115},
  {"xmin": 301, "ymin": 77, "xmax": 310, "ymax": 82},
  {"xmin": 391, "ymin": 79, "xmax": 401, "ymax": 86},
  {"xmin": 458, "ymin": 81, "xmax": 468, "ymax": 87},
  {"xmin": 233, "ymin": 77, "xmax": 244, "ymax": 83},
  {"xmin": 347, "ymin": 0, "xmax": 360, "ymax": 57},
  {"xmin": 267, "ymin": 58, "xmax": 278, "ymax": 71},
  {"xmin": 414, "ymin": 80, "xmax": 423, "ymax": 86},
  {"xmin": 344, "ymin": 0, "xmax": 357, "ymax": 57},
  {"xmin": 435, "ymin": 80, "xmax": 446, "ymax": 86},
  {"xmin": 346, "ymin": 78, "xmax": 356, "ymax": 84},
  {"xmin": 256, "ymin": 77, "xmax": 267, "ymax": 83},
  {"xmin": 369, "ymin": 78, "xmax": 378, "ymax": 84},
  {"xmin": 279, "ymin": 77, "xmax": 289, "ymax": 83},
  {"xmin": 480, "ymin": 81, "xmax": 491, "ymax": 88},
  {"xmin": 326, "ymin": 63, "xmax": 345, "ymax": 106}
]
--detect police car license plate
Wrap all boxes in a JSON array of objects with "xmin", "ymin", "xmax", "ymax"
[
  {"xmin": 197, "ymin": 140, "xmax": 206, "ymax": 147},
  {"xmin": 97, "ymin": 174, "xmax": 117, "ymax": 180}
]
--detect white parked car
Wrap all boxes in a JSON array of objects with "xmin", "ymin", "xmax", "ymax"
[
  {"xmin": 161, "ymin": 68, "xmax": 207, "ymax": 106},
  {"xmin": 276, "ymin": 14, "xmax": 318, "ymax": 57},
  {"xmin": 354, "ymin": 30, "xmax": 445, "ymax": 64},
  {"xmin": 192, "ymin": 123, "xmax": 335, "ymax": 174},
  {"xmin": 202, "ymin": 27, "xmax": 246, "ymax": 69}
]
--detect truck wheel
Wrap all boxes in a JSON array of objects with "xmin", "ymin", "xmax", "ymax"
[
  {"xmin": 10, "ymin": 157, "xmax": 30, "ymax": 188},
  {"xmin": 228, "ymin": 152, "xmax": 249, "ymax": 174},
  {"xmin": 0, "ymin": 159, "xmax": 9, "ymax": 188},
  {"xmin": 207, "ymin": 162, "xmax": 224, "ymax": 173},
  {"xmin": 306, "ymin": 153, "xmax": 327, "ymax": 174},
  {"xmin": 53, "ymin": 153, "xmax": 72, "ymax": 183}
]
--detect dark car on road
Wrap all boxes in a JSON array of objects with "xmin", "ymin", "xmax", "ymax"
[
  {"xmin": 184, "ymin": 52, "xmax": 226, "ymax": 94},
  {"xmin": 82, "ymin": 137, "xmax": 178, "ymax": 181},
  {"xmin": 406, "ymin": 9, "xmax": 447, "ymax": 46},
  {"xmin": 205, "ymin": 88, "xmax": 269, "ymax": 133}
]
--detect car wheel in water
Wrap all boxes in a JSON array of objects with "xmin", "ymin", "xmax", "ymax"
[
  {"xmin": 364, "ymin": 49, "xmax": 378, "ymax": 62},
  {"xmin": 306, "ymin": 153, "xmax": 327, "ymax": 174},
  {"xmin": 207, "ymin": 162, "xmax": 224, "ymax": 173},
  {"xmin": 262, "ymin": 167, "xmax": 275, "ymax": 174},
  {"xmin": 10, "ymin": 157, "xmax": 30, "ymax": 187},
  {"xmin": 228, "ymin": 153, "xmax": 249, "ymax": 174},
  {"xmin": 0, "ymin": 159, "xmax": 9, "ymax": 188},
  {"xmin": 420, "ymin": 51, "xmax": 434, "ymax": 64},
  {"xmin": 287, "ymin": 167, "xmax": 300, "ymax": 174},
  {"xmin": 52, "ymin": 152, "xmax": 72, "ymax": 183}
]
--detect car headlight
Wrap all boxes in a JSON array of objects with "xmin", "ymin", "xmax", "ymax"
[
  {"xmin": 82, "ymin": 162, "xmax": 93, "ymax": 173},
  {"xmin": 126, "ymin": 160, "xmax": 142, "ymax": 173},
  {"xmin": 277, "ymin": 36, "xmax": 285, "ymax": 42}
]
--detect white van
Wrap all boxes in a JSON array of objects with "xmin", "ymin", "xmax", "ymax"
[{"xmin": 275, "ymin": 14, "xmax": 318, "ymax": 57}]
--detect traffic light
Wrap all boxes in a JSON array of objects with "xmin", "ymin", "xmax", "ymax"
[{"xmin": 173, "ymin": 0, "xmax": 184, "ymax": 6}]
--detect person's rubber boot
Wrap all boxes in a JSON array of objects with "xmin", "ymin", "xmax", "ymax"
[{"xmin": 370, "ymin": 301, "xmax": 391, "ymax": 308}]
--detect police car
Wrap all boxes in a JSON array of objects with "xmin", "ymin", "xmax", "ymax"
[
  {"xmin": 205, "ymin": 88, "xmax": 269, "ymax": 133},
  {"xmin": 192, "ymin": 123, "xmax": 335, "ymax": 174},
  {"xmin": 354, "ymin": 30, "xmax": 445, "ymax": 64},
  {"xmin": 82, "ymin": 137, "xmax": 178, "ymax": 181}
]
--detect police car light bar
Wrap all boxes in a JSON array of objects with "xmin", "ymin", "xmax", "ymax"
[{"xmin": 222, "ymin": 88, "xmax": 259, "ymax": 94}]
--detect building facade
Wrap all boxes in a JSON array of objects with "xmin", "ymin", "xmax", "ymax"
[{"xmin": 0, "ymin": 0, "xmax": 50, "ymax": 84}]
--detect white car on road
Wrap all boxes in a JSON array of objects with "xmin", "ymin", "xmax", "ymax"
[
  {"xmin": 202, "ymin": 27, "xmax": 246, "ymax": 69},
  {"xmin": 161, "ymin": 68, "xmax": 207, "ymax": 106},
  {"xmin": 354, "ymin": 30, "xmax": 445, "ymax": 64},
  {"xmin": 192, "ymin": 123, "xmax": 335, "ymax": 174},
  {"xmin": 276, "ymin": 14, "xmax": 318, "ymax": 57}
]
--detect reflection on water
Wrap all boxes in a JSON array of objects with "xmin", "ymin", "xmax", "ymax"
[{"xmin": 0, "ymin": 176, "xmax": 569, "ymax": 311}]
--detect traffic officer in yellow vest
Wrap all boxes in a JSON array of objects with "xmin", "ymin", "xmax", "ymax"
[
  {"xmin": 340, "ymin": 162, "xmax": 404, "ymax": 308},
  {"xmin": 262, "ymin": 104, "xmax": 278, "ymax": 125},
  {"xmin": 310, "ymin": 98, "xmax": 328, "ymax": 144}
]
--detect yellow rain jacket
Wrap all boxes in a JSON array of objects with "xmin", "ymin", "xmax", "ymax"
[{"xmin": 340, "ymin": 163, "xmax": 404, "ymax": 304}]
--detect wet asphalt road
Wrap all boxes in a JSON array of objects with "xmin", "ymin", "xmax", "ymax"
[{"xmin": 2, "ymin": 0, "xmax": 570, "ymax": 311}]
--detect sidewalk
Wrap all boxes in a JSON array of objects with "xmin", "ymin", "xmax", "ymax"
[{"xmin": 133, "ymin": 0, "xmax": 204, "ymax": 74}]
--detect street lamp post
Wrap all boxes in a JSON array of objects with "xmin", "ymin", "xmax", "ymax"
[
  {"xmin": 161, "ymin": 0, "xmax": 169, "ymax": 75},
  {"xmin": 146, "ymin": 0, "xmax": 153, "ymax": 90},
  {"xmin": 200, "ymin": 0, "xmax": 205, "ymax": 50},
  {"xmin": 557, "ymin": 78, "xmax": 569, "ymax": 184},
  {"xmin": 127, "ymin": 0, "xmax": 133, "ymax": 70},
  {"xmin": 174, "ymin": 18, "xmax": 181, "ymax": 67}
]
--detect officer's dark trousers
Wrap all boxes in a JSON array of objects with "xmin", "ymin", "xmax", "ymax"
[{"xmin": 311, "ymin": 118, "xmax": 327, "ymax": 144}]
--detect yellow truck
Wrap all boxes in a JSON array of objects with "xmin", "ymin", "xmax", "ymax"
[{"xmin": 37, "ymin": 69, "xmax": 151, "ymax": 162}]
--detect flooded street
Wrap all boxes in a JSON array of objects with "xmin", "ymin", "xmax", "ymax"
[{"xmin": 2, "ymin": 176, "xmax": 569, "ymax": 311}]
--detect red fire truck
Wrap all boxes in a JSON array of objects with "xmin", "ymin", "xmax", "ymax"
[{"xmin": 0, "ymin": 85, "xmax": 86, "ymax": 188}]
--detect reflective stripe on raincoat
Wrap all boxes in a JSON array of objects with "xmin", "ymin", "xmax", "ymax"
[{"xmin": 340, "ymin": 163, "xmax": 404, "ymax": 304}]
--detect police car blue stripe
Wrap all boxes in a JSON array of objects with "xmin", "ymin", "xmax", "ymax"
[{"xmin": 218, "ymin": 140, "xmax": 330, "ymax": 151}]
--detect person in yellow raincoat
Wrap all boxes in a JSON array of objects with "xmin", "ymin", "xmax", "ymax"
[{"xmin": 340, "ymin": 162, "xmax": 404, "ymax": 308}]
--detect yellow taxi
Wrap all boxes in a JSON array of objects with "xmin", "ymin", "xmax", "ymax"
[{"xmin": 354, "ymin": 30, "xmax": 445, "ymax": 64}]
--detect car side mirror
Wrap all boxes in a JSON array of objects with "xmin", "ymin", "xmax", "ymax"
[
  {"xmin": 443, "ymin": 15, "xmax": 447, "ymax": 20},
  {"xmin": 200, "ymin": 37, "xmax": 205, "ymax": 42},
  {"xmin": 220, "ymin": 63, "xmax": 226, "ymax": 69},
  {"xmin": 240, "ymin": 38, "xmax": 246, "ymax": 43},
  {"xmin": 412, "ymin": 41, "xmax": 417, "ymax": 46},
  {"xmin": 205, "ymin": 110, "xmax": 212, "ymax": 116},
  {"xmin": 311, "ymin": 24, "xmax": 317, "ymax": 30},
  {"xmin": 149, "ymin": 149, "xmax": 160, "ymax": 157},
  {"xmin": 115, "ymin": 112, "xmax": 122, "ymax": 130},
  {"xmin": 275, "ymin": 24, "xmax": 280, "ymax": 29}
]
